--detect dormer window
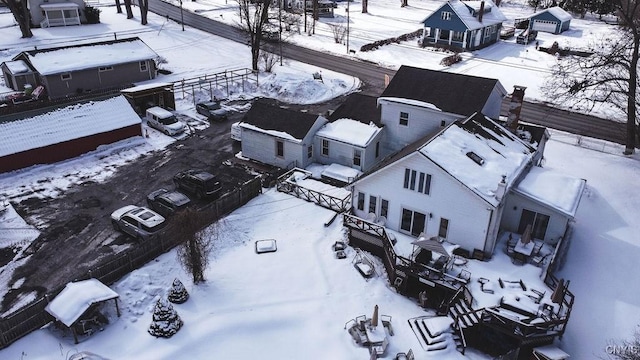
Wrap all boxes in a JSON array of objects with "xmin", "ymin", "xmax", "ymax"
[{"xmin": 466, "ymin": 151, "xmax": 485, "ymax": 165}]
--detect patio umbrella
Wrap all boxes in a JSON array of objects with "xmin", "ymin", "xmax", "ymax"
[{"xmin": 371, "ymin": 304, "xmax": 379, "ymax": 328}]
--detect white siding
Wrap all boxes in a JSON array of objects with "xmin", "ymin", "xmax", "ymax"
[
  {"xmin": 481, "ymin": 84, "xmax": 506, "ymax": 119},
  {"xmin": 314, "ymin": 129, "xmax": 384, "ymax": 172},
  {"xmin": 241, "ymin": 128, "xmax": 303, "ymax": 168},
  {"xmin": 353, "ymin": 152, "xmax": 495, "ymax": 253},
  {"xmin": 379, "ymin": 100, "xmax": 460, "ymax": 153},
  {"xmin": 502, "ymin": 191, "xmax": 570, "ymax": 244}
]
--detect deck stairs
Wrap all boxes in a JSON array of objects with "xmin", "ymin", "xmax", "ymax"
[
  {"xmin": 448, "ymin": 298, "xmax": 484, "ymax": 354},
  {"xmin": 407, "ymin": 316, "xmax": 455, "ymax": 354}
]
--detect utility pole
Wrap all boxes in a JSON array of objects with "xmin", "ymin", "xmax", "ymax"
[
  {"xmin": 180, "ymin": 0, "xmax": 185, "ymax": 31},
  {"xmin": 346, "ymin": 0, "xmax": 350, "ymax": 54},
  {"xmin": 304, "ymin": 0, "xmax": 307, "ymax": 33},
  {"xmin": 279, "ymin": 0, "xmax": 283, "ymax": 65}
]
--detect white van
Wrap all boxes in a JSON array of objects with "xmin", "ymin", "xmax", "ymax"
[{"xmin": 145, "ymin": 106, "xmax": 185, "ymax": 136}]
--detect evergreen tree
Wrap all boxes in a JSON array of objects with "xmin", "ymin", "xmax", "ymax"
[
  {"xmin": 167, "ymin": 278, "xmax": 189, "ymax": 304},
  {"xmin": 148, "ymin": 298, "xmax": 183, "ymax": 338}
]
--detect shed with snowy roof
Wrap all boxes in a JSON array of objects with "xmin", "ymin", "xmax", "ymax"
[
  {"xmin": 420, "ymin": 0, "xmax": 507, "ymax": 51},
  {"xmin": 2, "ymin": 37, "xmax": 158, "ymax": 99},
  {"xmin": 0, "ymin": 95, "xmax": 142, "ymax": 173}
]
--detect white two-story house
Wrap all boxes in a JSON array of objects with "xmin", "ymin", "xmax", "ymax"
[
  {"xmin": 350, "ymin": 112, "xmax": 585, "ymax": 257},
  {"xmin": 377, "ymin": 65, "xmax": 507, "ymax": 154}
]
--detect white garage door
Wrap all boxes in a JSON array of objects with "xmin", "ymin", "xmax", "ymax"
[{"xmin": 532, "ymin": 19, "xmax": 557, "ymax": 33}]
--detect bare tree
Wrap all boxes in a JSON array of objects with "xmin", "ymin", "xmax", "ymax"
[
  {"xmin": 362, "ymin": 0, "xmax": 368, "ymax": 13},
  {"xmin": 328, "ymin": 23, "xmax": 347, "ymax": 44},
  {"xmin": 261, "ymin": 50, "xmax": 278, "ymax": 72},
  {"xmin": 544, "ymin": 0, "xmax": 640, "ymax": 154},
  {"xmin": 115, "ymin": 0, "xmax": 123, "ymax": 14},
  {"xmin": 1, "ymin": 0, "xmax": 33, "ymax": 38},
  {"xmin": 174, "ymin": 209, "xmax": 215, "ymax": 284},
  {"xmin": 139, "ymin": 0, "xmax": 149, "ymax": 25},
  {"xmin": 400, "ymin": 0, "xmax": 408, "ymax": 8},
  {"xmin": 124, "ymin": 0, "xmax": 134, "ymax": 19},
  {"xmin": 237, "ymin": 0, "xmax": 273, "ymax": 71}
]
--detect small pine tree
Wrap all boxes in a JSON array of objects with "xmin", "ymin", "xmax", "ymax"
[
  {"xmin": 167, "ymin": 278, "xmax": 189, "ymax": 304},
  {"xmin": 148, "ymin": 298, "xmax": 183, "ymax": 338}
]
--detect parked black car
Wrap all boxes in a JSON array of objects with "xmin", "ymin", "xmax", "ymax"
[
  {"xmin": 173, "ymin": 170, "xmax": 222, "ymax": 199},
  {"xmin": 146, "ymin": 189, "xmax": 191, "ymax": 217},
  {"xmin": 196, "ymin": 101, "xmax": 228, "ymax": 121}
]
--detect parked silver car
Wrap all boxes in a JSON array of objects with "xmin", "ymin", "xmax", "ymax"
[{"xmin": 110, "ymin": 205, "xmax": 166, "ymax": 241}]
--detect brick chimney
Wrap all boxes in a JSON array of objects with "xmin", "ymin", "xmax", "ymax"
[
  {"xmin": 478, "ymin": 1, "xmax": 485, "ymax": 23},
  {"xmin": 506, "ymin": 85, "xmax": 526, "ymax": 133}
]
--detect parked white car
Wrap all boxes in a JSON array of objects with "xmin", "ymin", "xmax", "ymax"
[{"xmin": 146, "ymin": 106, "xmax": 185, "ymax": 136}]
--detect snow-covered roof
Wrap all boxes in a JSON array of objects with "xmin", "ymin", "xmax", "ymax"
[
  {"xmin": 425, "ymin": 0, "xmax": 507, "ymax": 30},
  {"xmin": 0, "ymin": 95, "xmax": 141, "ymax": 157},
  {"xmin": 121, "ymin": 82, "xmax": 173, "ymax": 93},
  {"xmin": 534, "ymin": 6, "xmax": 572, "ymax": 22},
  {"xmin": 239, "ymin": 123, "xmax": 302, "ymax": 142},
  {"xmin": 321, "ymin": 163, "xmax": 362, "ymax": 184},
  {"xmin": 315, "ymin": 118, "xmax": 382, "ymax": 147},
  {"xmin": 45, "ymin": 279, "xmax": 119, "ymax": 327},
  {"xmin": 420, "ymin": 112, "xmax": 535, "ymax": 207},
  {"xmin": 514, "ymin": 166, "xmax": 586, "ymax": 218},
  {"xmin": 21, "ymin": 38, "xmax": 157, "ymax": 76},
  {"xmin": 377, "ymin": 97, "xmax": 442, "ymax": 112},
  {"xmin": 2, "ymin": 60, "xmax": 32, "ymax": 74},
  {"xmin": 40, "ymin": 2, "xmax": 80, "ymax": 10}
]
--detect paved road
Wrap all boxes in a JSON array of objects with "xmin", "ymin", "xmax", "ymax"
[{"xmin": 149, "ymin": 0, "xmax": 629, "ymax": 146}]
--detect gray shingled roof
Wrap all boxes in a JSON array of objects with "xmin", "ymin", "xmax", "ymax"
[
  {"xmin": 327, "ymin": 93, "xmax": 381, "ymax": 126},
  {"xmin": 380, "ymin": 65, "xmax": 501, "ymax": 116},
  {"xmin": 242, "ymin": 99, "xmax": 321, "ymax": 140}
]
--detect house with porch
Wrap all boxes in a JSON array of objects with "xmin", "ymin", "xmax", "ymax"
[
  {"xmin": 28, "ymin": 0, "xmax": 85, "ymax": 28},
  {"xmin": 349, "ymin": 111, "xmax": 585, "ymax": 258},
  {"xmin": 377, "ymin": 65, "xmax": 507, "ymax": 154},
  {"xmin": 420, "ymin": 0, "xmax": 506, "ymax": 51},
  {"xmin": 239, "ymin": 100, "xmax": 328, "ymax": 170},
  {"xmin": 1, "ymin": 37, "xmax": 158, "ymax": 99}
]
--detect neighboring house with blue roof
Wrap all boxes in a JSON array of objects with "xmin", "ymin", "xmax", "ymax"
[
  {"xmin": 527, "ymin": 6, "xmax": 572, "ymax": 34},
  {"xmin": 420, "ymin": 0, "xmax": 507, "ymax": 51}
]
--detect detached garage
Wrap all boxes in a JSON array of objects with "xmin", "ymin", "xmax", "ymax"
[
  {"xmin": 0, "ymin": 95, "xmax": 142, "ymax": 173},
  {"xmin": 529, "ymin": 6, "xmax": 572, "ymax": 34}
]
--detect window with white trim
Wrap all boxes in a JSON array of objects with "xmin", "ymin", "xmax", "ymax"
[
  {"xmin": 404, "ymin": 168, "xmax": 432, "ymax": 195},
  {"xmin": 140, "ymin": 61, "xmax": 148, "ymax": 72},
  {"xmin": 276, "ymin": 140, "xmax": 284, "ymax": 157},
  {"xmin": 98, "ymin": 66, "xmax": 113, "ymax": 72},
  {"xmin": 353, "ymin": 149, "xmax": 362, "ymax": 166},
  {"xmin": 441, "ymin": 11, "xmax": 451, "ymax": 20},
  {"xmin": 307, "ymin": 145, "xmax": 313, "ymax": 159},
  {"xmin": 321, "ymin": 139, "xmax": 329, "ymax": 156},
  {"xmin": 438, "ymin": 218, "xmax": 449, "ymax": 239},
  {"xmin": 369, "ymin": 195, "xmax": 377, "ymax": 214},
  {"xmin": 399, "ymin": 111, "xmax": 409, "ymax": 126},
  {"xmin": 380, "ymin": 199, "xmax": 389, "ymax": 218},
  {"xmin": 357, "ymin": 192, "xmax": 365, "ymax": 211},
  {"xmin": 60, "ymin": 73, "xmax": 72, "ymax": 81}
]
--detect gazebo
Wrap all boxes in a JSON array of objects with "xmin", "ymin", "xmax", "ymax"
[{"xmin": 45, "ymin": 279, "xmax": 120, "ymax": 343}]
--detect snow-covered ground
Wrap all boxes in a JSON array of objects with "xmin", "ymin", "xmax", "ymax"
[{"xmin": 0, "ymin": 1, "xmax": 639, "ymax": 359}]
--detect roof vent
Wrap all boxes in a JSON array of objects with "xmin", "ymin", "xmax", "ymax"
[{"xmin": 466, "ymin": 151, "xmax": 485, "ymax": 166}]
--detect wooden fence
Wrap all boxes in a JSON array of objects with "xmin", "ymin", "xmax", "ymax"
[{"xmin": 0, "ymin": 176, "xmax": 262, "ymax": 349}]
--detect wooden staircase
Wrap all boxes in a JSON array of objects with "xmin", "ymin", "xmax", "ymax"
[
  {"xmin": 448, "ymin": 298, "xmax": 484, "ymax": 354},
  {"xmin": 407, "ymin": 316, "xmax": 452, "ymax": 353}
]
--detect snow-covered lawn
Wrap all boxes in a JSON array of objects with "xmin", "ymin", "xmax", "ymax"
[{"xmin": 0, "ymin": 0, "xmax": 639, "ymax": 359}]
